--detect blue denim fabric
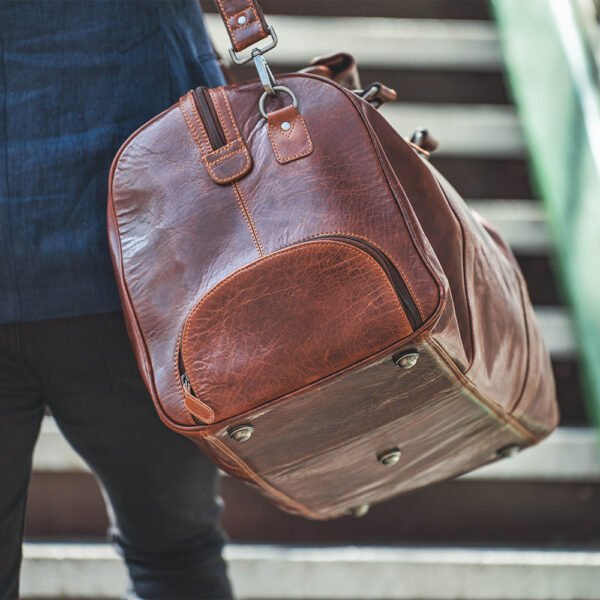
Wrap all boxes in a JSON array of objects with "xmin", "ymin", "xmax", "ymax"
[{"xmin": 0, "ymin": 1, "xmax": 225, "ymax": 324}]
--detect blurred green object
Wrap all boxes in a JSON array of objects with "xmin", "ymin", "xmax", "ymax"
[{"xmin": 493, "ymin": 0, "xmax": 600, "ymax": 426}]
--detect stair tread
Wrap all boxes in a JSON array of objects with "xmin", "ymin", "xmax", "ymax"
[
  {"xmin": 206, "ymin": 15, "xmax": 502, "ymax": 70},
  {"xmin": 383, "ymin": 103, "xmax": 523, "ymax": 157},
  {"xmin": 21, "ymin": 542, "xmax": 600, "ymax": 599},
  {"xmin": 468, "ymin": 200, "xmax": 550, "ymax": 253}
]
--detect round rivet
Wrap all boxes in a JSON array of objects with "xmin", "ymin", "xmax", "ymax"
[
  {"xmin": 351, "ymin": 504, "xmax": 370, "ymax": 518},
  {"xmin": 228, "ymin": 424, "xmax": 254, "ymax": 442},
  {"xmin": 378, "ymin": 448, "xmax": 402, "ymax": 466},
  {"xmin": 393, "ymin": 351, "xmax": 419, "ymax": 369},
  {"xmin": 280, "ymin": 121, "xmax": 292, "ymax": 131},
  {"xmin": 237, "ymin": 15, "xmax": 247, "ymax": 25},
  {"xmin": 497, "ymin": 444, "xmax": 521, "ymax": 458}
]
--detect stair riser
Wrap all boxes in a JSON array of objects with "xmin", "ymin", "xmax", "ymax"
[{"xmin": 26, "ymin": 474, "xmax": 600, "ymax": 546}]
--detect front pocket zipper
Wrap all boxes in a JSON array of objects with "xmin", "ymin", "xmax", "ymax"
[
  {"xmin": 192, "ymin": 87, "xmax": 226, "ymax": 150},
  {"xmin": 315, "ymin": 235, "xmax": 423, "ymax": 330}
]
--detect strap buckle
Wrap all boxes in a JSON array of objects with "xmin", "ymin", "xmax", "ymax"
[{"xmin": 228, "ymin": 25, "xmax": 278, "ymax": 65}]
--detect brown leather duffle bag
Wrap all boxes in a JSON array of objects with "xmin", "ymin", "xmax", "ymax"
[{"xmin": 107, "ymin": 0, "xmax": 560, "ymax": 519}]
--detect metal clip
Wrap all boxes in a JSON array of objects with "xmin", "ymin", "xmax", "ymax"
[{"xmin": 253, "ymin": 51, "xmax": 277, "ymax": 96}]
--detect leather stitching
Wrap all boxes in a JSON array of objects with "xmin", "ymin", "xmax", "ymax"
[
  {"xmin": 232, "ymin": 182, "xmax": 264, "ymax": 255},
  {"xmin": 209, "ymin": 88, "xmax": 233, "ymax": 142},
  {"xmin": 179, "ymin": 93, "xmax": 211, "ymax": 156},
  {"xmin": 219, "ymin": 88, "xmax": 243, "ymax": 140},
  {"xmin": 267, "ymin": 113, "xmax": 313, "ymax": 164},
  {"xmin": 229, "ymin": 6, "xmax": 258, "ymax": 31},
  {"xmin": 181, "ymin": 240, "xmax": 411, "ymax": 397},
  {"xmin": 300, "ymin": 230, "xmax": 423, "ymax": 326},
  {"xmin": 201, "ymin": 144, "xmax": 251, "ymax": 184},
  {"xmin": 173, "ymin": 329, "xmax": 215, "ymax": 423}
]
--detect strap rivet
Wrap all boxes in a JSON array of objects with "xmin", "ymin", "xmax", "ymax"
[
  {"xmin": 237, "ymin": 15, "xmax": 247, "ymax": 25},
  {"xmin": 393, "ymin": 351, "xmax": 419, "ymax": 369},
  {"xmin": 280, "ymin": 121, "xmax": 291, "ymax": 131},
  {"xmin": 378, "ymin": 448, "xmax": 402, "ymax": 466}
]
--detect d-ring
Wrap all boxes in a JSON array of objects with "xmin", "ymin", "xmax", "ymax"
[{"xmin": 259, "ymin": 86, "xmax": 298, "ymax": 119}]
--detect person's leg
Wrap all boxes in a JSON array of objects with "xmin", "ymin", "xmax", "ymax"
[
  {"xmin": 19, "ymin": 312, "xmax": 232, "ymax": 600},
  {"xmin": 0, "ymin": 323, "xmax": 44, "ymax": 599}
]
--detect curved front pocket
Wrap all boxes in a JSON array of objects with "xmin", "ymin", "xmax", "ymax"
[{"xmin": 181, "ymin": 239, "xmax": 416, "ymax": 423}]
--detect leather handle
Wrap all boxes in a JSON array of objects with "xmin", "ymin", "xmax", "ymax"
[{"xmin": 213, "ymin": 0, "xmax": 270, "ymax": 53}]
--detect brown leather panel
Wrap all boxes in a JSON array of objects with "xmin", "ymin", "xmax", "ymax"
[
  {"xmin": 110, "ymin": 104, "xmax": 261, "ymax": 427},
  {"xmin": 359, "ymin": 102, "xmax": 470, "ymax": 369},
  {"xmin": 225, "ymin": 74, "xmax": 444, "ymax": 326},
  {"xmin": 203, "ymin": 138, "xmax": 252, "ymax": 184},
  {"xmin": 266, "ymin": 105, "xmax": 313, "ymax": 165},
  {"xmin": 208, "ymin": 87, "xmax": 243, "ymax": 144},
  {"xmin": 213, "ymin": 0, "xmax": 270, "ymax": 53},
  {"xmin": 182, "ymin": 240, "xmax": 412, "ymax": 422},
  {"xmin": 107, "ymin": 65, "xmax": 559, "ymax": 518},
  {"xmin": 197, "ymin": 338, "xmax": 536, "ymax": 518}
]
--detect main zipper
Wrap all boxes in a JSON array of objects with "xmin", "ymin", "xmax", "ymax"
[
  {"xmin": 192, "ymin": 87, "xmax": 226, "ymax": 150},
  {"xmin": 318, "ymin": 235, "xmax": 423, "ymax": 330}
]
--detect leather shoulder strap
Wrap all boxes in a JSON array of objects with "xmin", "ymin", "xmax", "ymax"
[{"xmin": 213, "ymin": 0, "xmax": 270, "ymax": 53}]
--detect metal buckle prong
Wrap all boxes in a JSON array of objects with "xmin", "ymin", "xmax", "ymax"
[{"xmin": 228, "ymin": 25, "xmax": 278, "ymax": 65}]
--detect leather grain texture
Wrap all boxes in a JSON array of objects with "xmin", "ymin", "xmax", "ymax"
[
  {"xmin": 181, "ymin": 239, "xmax": 412, "ymax": 422},
  {"xmin": 108, "ymin": 62, "xmax": 559, "ymax": 518}
]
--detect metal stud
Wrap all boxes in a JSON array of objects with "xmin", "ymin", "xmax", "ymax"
[
  {"xmin": 497, "ymin": 443, "xmax": 521, "ymax": 458},
  {"xmin": 393, "ymin": 351, "xmax": 419, "ymax": 369},
  {"xmin": 280, "ymin": 121, "xmax": 292, "ymax": 131},
  {"xmin": 351, "ymin": 504, "xmax": 370, "ymax": 518},
  {"xmin": 228, "ymin": 424, "xmax": 254, "ymax": 442},
  {"xmin": 237, "ymin": 15, "xmax": 247, "ymax": 25},
  {"xmin": 378, "ymin": 448, "xmax": 402, "ymax": 466}
]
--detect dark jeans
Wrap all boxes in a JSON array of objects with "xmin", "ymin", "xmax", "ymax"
[{"xmin": 0, "ymin": 311, "xmax": 232, "ymax": 599}]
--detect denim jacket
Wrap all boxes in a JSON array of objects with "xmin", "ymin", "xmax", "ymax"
[{"xmin": 0, "ymin": 0, "xmax": 225, "ymax": 324}]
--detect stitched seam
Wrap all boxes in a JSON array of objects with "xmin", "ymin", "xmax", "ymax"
[
  {"xmin": 220, "ymin": 88, "xmax": 243, "ymax": 140},
  {"xmin": 318, "ymin": 75, "xmax": 433, "ymax": 320},
  {"xmin": 173, "ymin": 329, "xmax": 215, "ymax": 423},
  {"xmin": 205, "ymin": 139, "xmax": 240, "ymax": 162},
  {"xmin": 233, "ymin": 182, "xmax": 264, "ymax": 255},
  {"xmin": 206, "ymin": 436, "xmax": 324, "ymax": 518},
  {"xmin": 215, "ymin": 0, "xmax": 236, "ymax": 34},
  {"xmin": 201, "ymin": 147, "xmax": 250, "ymax": 183},
  {"xmin": 428, "ymin": 334, "xmax": 537, "ymax": 442},
  {"xmin": 206, "ymin": 147, "xmax": 244, "ymax": 166},
  {"xmin": 181, "ymin": 240, "xmax": 409, "ymax": 372},
  {"xmin": 209, "ymin": 88, "xmax": 234, "ymax": 142},
  {"xmin": 267, "ymin": 114, "xmax": 313, "ymax": 163},
  {"xmin": 269, "ymin": 118, "xmax": 298, "ymax": 138},
  {"xmin": 229, "ymin": 6, "xmax": 259, "ymax": 31},
  {"xmin": 299, "ymin": 230, "xmax": 419, "ymax": 319},
  {"xmin": 173, "ymin": 328, "xmax": 215, "ymax": 423},
  {"xmin": 179, "ymin": 94, "xmax": 210, "ymax": 156}
]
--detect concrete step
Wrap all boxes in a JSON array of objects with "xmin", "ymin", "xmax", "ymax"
[
  {"xmin": 21, "ymin": 543, "xmax": 600, "ymax": 599},
  {"xmin": 206, "ymin": 15, "xmax": 502, "ymax": 71},
  {"xmin": 468, "ymin": 200, "xmax": 550, "ymax": 254},
  {"xmin": 201, "ymin": 0, "xmax": 492, "ymax": 21},
  {"xmin": 383, "ymin": 103, "xmax": 523, "ymax": 157}
]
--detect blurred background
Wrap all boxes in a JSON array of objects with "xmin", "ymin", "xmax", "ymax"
[{"xmin": 21, "ymin": 0, "xmax": 600, "ymax": 598}]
